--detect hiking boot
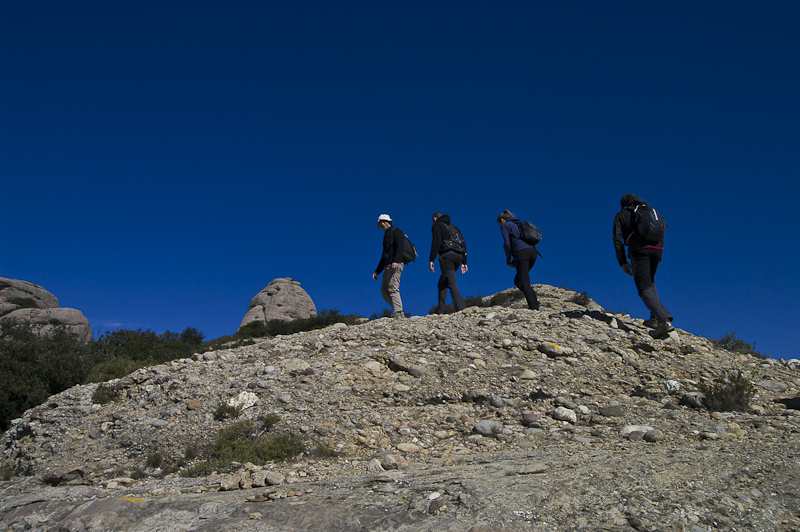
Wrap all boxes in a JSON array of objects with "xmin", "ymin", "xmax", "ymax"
[
  {"xmin": 391, "ymin": 311, "xmax": 405, "ymax": 319},
  {"xmin": 649, "ymin": 320, "xmax": 675, "ymax": 338},
  {"xmin": 643, "ymin": 316, "xmax": 659, "ymax": 328}
]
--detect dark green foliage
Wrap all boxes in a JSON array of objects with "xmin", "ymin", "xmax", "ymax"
[
  {"xmin": 8, "ymin": 298, "xmax": 37, "ymax": 309},
  {"xmin": 92, "ymin": 383, "xmax": 122, "ymax": 405},
  {"xmin": 489, "ymin": 290, "xmax": 525, "ymax": 307},
  {"xmin": 214, "ymin": 402, "xmax": 242, "ymax": 421},
  {"xmin": 0, "ymin": 320, "xmax": 97, "ymax": 431},
  {"xmin": 310, "ymin": 441, "xmax": 340, "ymax": 458},
  {"xmin": 183, "ymin": 416, "xmax": 303, "ymax": 477},
  {"xmin": 713, "ymin": 332, "xmax": 766, "ymax": 359},
  {"xmin": 237, "ymin": 309, "xmax": 363, "ymax": 339},
  {"xmin": 699, "ymin": 371, "xmax": 756, "ymax": 412},
  {"xmin": 568, "ymin": 291, "xmax": 592, "ymax": 307},
  {"xmin": 464, "ymin": 295, "xmax": 487, "ymax": 308},
  {"xmin": 146, "ymin": 451, "xmax": 163, "ymax": 469},
  {"xmin": 88, "ymin": 326, "xmax": 205, "ymax": 382},
  {"xmin": 0, "ymin": 321, "xmax": 206, "ymax": 429},
  {"xmin": 370, "ymin": 309, "xmax": 394, "ymax": 320}
]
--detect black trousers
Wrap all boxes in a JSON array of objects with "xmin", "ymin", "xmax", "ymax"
[
  {"xmin": 630, "ymin": 247, "xmax": 672, "ymax": 322},
  {"xmin": 513, "ymin": 247, "xmax": 539, "ymax": 310},
  {"xmin": 438, "ymin": 251, "xmax": 465, "ymax": 312}
]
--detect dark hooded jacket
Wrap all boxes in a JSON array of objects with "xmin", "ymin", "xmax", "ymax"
[
  {"xmin": 429, "ymin": 214, "xmax": 467, "ymax": 264},
  {"xmin": 613, "ymin": 193, "xmax": 664, "ymax": 266}
]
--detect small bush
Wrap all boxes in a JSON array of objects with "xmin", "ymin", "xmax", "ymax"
[
  {"xmin": 146, "ymin": 451, "xmax": 163, "ymax": 469},
  {"xmin": 699, "ymin": 371, "xmax": 756, "ymax": 412},
  {"xmin": 310, "ymin": 441, "xmax": 340, "ymax": 458},
  {"xmin": 464, "ymin": 295, "xmax": 487, "ymax": 308},
  {"xmin": 489, "ymin": 291, "xmax": 525, "ymax": 307},
  {"xmin": 0, "ymin": 465, "xmax": 14, "ymax": 481},
  {"xmin": 92, "ymin": 383, "xmax": 122, "ymax": 405},
  {"xmin": 370, "ymin": 309, "xmax": 394, "ymax": 320},
  {"xmin": 214, "ymin": 402, "xmax": 242, "ymax": 421},
  {"xmin": 713, "ymin": 332, "xmax": 766, "ymax": 359},
  {"xmin": 568, "ymin": 291, "xmax": 591, "ymax": 307},
  {"xmin": 183, "ymin": 419, "xmax": 304, "ymax": 477},
  {"xmin": 184, "ymin": 444, "xmax": 200, "ymax": 461}
]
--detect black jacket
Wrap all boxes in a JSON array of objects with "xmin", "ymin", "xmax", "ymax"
[
  {"xmin": 429, "ymin": 215, "xmax": 467, "ymax": 264},
  {"xmin": 375, "ymin": 225, "xmax": 406, "ymax": 274},
  {"xmin": 613, "ymin": 194, "xmax": 664, "ymax": 266}
]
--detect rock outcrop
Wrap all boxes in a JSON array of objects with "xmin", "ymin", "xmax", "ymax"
[
  {"xmin": 2, "ymin": 285, "xmax": 799, "ymax": 531},
  {"xmin": 0, "ymin": 277, "xmax": 92, "ymax": 342},
  {"xmin": 238, "ymin": 278, "xmax": 317, "ymax": 331}
]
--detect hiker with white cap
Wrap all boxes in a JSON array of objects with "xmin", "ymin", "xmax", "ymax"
[{"xmin": 373, "ymin": 214, "xmax": 406, "ymax": 318}]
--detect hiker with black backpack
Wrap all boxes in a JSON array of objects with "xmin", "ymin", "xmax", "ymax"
[
  {"xmin": 373, "ymin": 214, "xmax": 408, "ymax": 319},
  {"xmin": 429, "ymin": 212, "xmax": 468, "ymax": 314},
  {"xmin": 497, "ymin": 209, "xmax": 540, "ymax": 311},
  {"xmin": 613, "ymin": 193, "xmax": 674, "ymax": 338}
]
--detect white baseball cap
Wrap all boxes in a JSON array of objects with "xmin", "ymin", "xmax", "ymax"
[{"xmin": 377, "ymin": 214, "xmax": 392, "ymax": 223}]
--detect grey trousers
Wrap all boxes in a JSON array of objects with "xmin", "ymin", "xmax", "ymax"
[{"xmin": 381, "ymin": 263, "xmax": 404, "ymax": 314}]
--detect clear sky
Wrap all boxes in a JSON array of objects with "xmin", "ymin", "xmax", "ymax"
[{"xmin": 2, "ymin": 1, "xmax": 798, "ymax": 359}]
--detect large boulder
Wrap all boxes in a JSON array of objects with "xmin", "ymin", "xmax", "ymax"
[
  {"xmin": 0, "ymin": 277, "xmax": 93, "ymax": 342},
  {"xmin": 238, "ymin": 278, "xmax": 317, "ymax": 331}
]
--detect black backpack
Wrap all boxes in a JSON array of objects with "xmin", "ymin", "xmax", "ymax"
[
  {"xmin": 401, "ymin": 233, "xmax": 418, "ymax": 264},
  {"xmin": 633, "ymin": 204, "xmax": 666, "ymax": 242},
  {"xmin": 440, "ymin": 224, "xmax": 465, "ymax": 254},
  {"xmin": 515, "ymin": 220, "xmax": 542, "ymax": 246}
]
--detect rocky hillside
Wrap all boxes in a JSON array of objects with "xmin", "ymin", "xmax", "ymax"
[{"xmin": 2, "ymin": 285, "xmax": 799, "ymax": 531}]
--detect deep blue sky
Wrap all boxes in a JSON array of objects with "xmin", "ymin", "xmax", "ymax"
[{"xmin": 2, "ymin": 2, "xmax": 798, "ymax": 359}]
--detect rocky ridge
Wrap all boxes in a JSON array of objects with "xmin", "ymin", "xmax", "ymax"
[{"xmin": 2, "ymin": 285, "xmax": 800, "ymax": 531}]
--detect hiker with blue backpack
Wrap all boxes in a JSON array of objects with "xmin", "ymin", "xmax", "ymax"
[
  {"xmin": 429, "ymin": 212, "xmax": 468, "ymax": 314},
  {"xmin": 497, "ymin": 209, "xmax": 541, "ymax": 311},
  {"xmin": 613, "ymin": 193, "xmax": 674, "ymax": 338}
]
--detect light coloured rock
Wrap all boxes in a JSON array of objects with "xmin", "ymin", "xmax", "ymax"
[
  {"xmin": 238, "ymin": 278, "xmax": 317, "ymax": 331},
  {"xmin": 553, "ymin": 406, "xmax": 577, "ymax": 423},
  {"xmin": 0, "ymin": 277, "xmax": 92, "ymax": 342}
]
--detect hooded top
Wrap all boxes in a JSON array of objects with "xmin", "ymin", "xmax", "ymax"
[
  {"xmin": 429, "ymin": 214, "xmax": 467, "ymax": 264},
  {"xmin": 613, "ymin": 193, "xmax": 663, "ymax": 266}
]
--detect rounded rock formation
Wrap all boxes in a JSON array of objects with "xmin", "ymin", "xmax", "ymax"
[
  {"xmin": 0, "ymin": 277, "xmax": 93, "ymax": 342},
  {"xmin": 238, "ymin": 278, "xmax": 317, "ymax": 332}
]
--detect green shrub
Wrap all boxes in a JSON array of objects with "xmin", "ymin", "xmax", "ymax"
[
  {"xmin": 370, "ymin": 309, "xmax": 394, "ymax": 320},
  {"xmin": 310, "ymin": 441, "xmax": 340, "ymax": 458},
  {"xmin": 92, "ymin": 383, "xmax": 122, "ymax": 405},
  {"xmin": 712, "ymin": 332, "xmax": 766, "ymax": 359},
  {"xmin": 88, "ymin": 326, "xmax": 205, "ymax": 382},
  {"xmin": 699, "ymin": 371, "xmax": 756, "ymax": 412},
  {"xmin": 237, "ymin": 309, "xmax": 363, "ymax": 338},
  {"xmin": 0, "ymin": 465, "xmax": 14, "ymax": 481},
  {"xmin": 214, "ymin": 402, "xmax": 242, "ymax": 421},
  {"xmin": 0, "ymin": 320, "xmax": 97, "ymax": 431},
  {"xmin": 568, "ymin": 291, "xmax": 591, "ymax": 307},
  {"xmin": 146, "ymin": 451, "xmax": 163, "ymax": 469},
  {"xmin": 183, "ymin": 418, "xmax": 303, "ymax": 477},
  {"xmin": 489, "ymin": 291, "xmax": 524, "ymax": 307}
]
